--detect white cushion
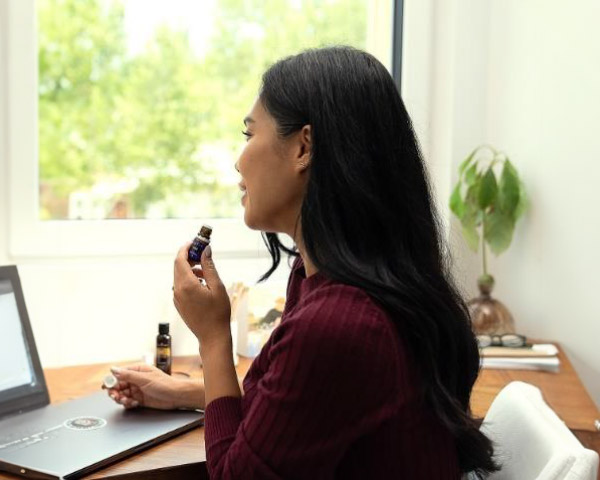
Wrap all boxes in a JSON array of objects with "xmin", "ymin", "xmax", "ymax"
[{"xmin": 480, "ymin": 381, "xmax": 598, "ymax": 480}]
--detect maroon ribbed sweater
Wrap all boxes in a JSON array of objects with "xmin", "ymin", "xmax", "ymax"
[{"xmin": 204, "ymin": 258, "xmax": 460, "ymax": 479}]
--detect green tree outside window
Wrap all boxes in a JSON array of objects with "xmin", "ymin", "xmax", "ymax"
[{"xmin": 37, "ymin": 0, "xmax": 367, "ymax": 219}]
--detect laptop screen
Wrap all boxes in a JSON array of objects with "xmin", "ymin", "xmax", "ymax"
[
  {"xmin": 0, "ymin": 279, "xmax": 35, "ymax": 391},
  {"xmin": 0, "ymin": 266, "xmax": 49, "ymax": 419}
]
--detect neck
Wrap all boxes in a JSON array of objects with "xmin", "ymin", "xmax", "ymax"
[
  {"xmin": 301, "ymin": 251, "xmax": 318, "ymax": 277},
  {"xmin": 290, "ymin": 230, "xmax": 318, "ymax": 278}
]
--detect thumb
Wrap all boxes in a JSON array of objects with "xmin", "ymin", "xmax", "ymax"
[{"xmin": 200, "ymin": 245, "xmax": 223, "ymax": 290}]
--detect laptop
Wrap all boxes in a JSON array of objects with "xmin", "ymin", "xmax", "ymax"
[{"xmin": 0, "ymin": 265, "xmax": 204, "ymax": 479}]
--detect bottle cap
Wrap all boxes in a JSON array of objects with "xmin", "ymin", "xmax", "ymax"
[
  {"xmin": 159, "ymin": 322, "xmax": 170, "ymax": 335},
  {"xmin": 103, "ymin": 374, "xmax": 118, "ymax": 389},
  {"xmin": 198, "ymin": 224, "xmax": 212, "ymax": 239}
]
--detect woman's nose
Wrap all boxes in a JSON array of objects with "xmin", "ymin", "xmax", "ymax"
[{"xmin": 234, "ymin": 161, "xmax": 240, "ymax": 173}]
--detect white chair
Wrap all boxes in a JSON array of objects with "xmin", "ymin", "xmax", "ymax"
[{"xmin": 480, "ymin": 381, "xmax": 598, "ymax": 480}]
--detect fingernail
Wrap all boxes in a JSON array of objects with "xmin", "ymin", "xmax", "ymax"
[
  {"xmin": 203, "ymin": 245, "xmax": 212, "ymax": 259},
  {"xmin": 131, "ymin": 400, "xmax": 139, "ymax": 407},
  {"xmin": 111, "ymin": 366, "xmax": 122, "ymax": 375},
  {"xmin": 110, "ymin": 394, "xmax": 117, "ymax": 400}
]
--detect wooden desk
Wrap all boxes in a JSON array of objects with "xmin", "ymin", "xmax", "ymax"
[{"xmin": 1, "ymin": 346, "xmax": 598, "ymax": 480}]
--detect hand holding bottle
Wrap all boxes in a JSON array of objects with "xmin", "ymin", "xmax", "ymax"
[{"xmin": 173, "ymin": 242, "xmax": 231, "ymax": 351}]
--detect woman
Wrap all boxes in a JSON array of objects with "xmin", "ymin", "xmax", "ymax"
[{"xmin": 107, "ymin": 46, "xmax": 497, "ymax": 479}]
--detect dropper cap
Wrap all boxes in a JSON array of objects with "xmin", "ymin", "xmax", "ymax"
[
  {"xmin": 198, "ymin": 225, "xmax": 212, "ymax": 239},
  {"xmin": 159, "ymin": 322, "xmax": 170, "ymax": 335}
]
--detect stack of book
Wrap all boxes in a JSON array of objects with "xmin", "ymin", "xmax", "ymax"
[{"xmin": 480, "ymin": 343, "xmax": 560, "ymax": 372}]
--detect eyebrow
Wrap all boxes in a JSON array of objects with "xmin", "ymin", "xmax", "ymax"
[{"xmin": 243, "ymin": 116, "xmax": 255, "ymax": 126}]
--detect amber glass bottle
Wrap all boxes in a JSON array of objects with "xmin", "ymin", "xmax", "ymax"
[{"xmin": 155, "ymin": 323, "xmax": 172, "ymax": 375}]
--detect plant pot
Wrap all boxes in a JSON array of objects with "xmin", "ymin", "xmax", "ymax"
[{"xmin": 467, "ymin": 275, "xmax": 516, "ymax": 335}]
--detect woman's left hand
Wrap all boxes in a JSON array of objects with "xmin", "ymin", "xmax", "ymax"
[{"xmin": 173, "ymin": 242, "xmax": 231, "ymax": 349}]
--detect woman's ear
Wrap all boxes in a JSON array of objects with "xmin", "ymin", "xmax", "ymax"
[{"xmin": 296, "ymin": 125, "xmax": 312, "ymax": 172}]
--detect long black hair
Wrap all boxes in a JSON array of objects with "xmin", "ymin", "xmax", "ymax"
[{"xmin": 257, "ymin": 46, "xmax": 497, "ymax": 476}]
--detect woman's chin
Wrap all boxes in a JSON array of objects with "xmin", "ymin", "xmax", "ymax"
[
  {"xmin": 243, "ymin": 211, "xmax": 273, "ymax": 233},
  {"xmin": 243, "ymin": 209, "xmax": 259, "ymax": 230}
]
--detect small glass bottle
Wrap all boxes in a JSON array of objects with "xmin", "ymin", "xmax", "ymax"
[
  {"xmin": 188, "ymin": 224, "xmax": 212, "ymax": 263},
  {"xmin": 155, "ymin": 323, "xmax": 172, "ymax": 375}
]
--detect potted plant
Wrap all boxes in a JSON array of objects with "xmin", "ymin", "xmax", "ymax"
[{"xmin": 449, "ymin": 145, "xmax": 526, "ymax": 334}]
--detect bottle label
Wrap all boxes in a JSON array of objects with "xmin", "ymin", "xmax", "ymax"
[
  {"xmin": 156, "ymin": 347, "xmax": 171, "ymax": 362},
  {"xmin": 156, "ymin": 346, "xmax": 172, "ymax": 374},
  {"xmin": 188, "ymin": 239, "xmax": 208, "ymax": 262}
]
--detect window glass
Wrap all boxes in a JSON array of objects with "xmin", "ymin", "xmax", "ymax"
[{"xmin": 37, "ymin": 0, "xmax": 370, "ymax": 220}]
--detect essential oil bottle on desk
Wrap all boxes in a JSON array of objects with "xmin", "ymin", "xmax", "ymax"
[{"xmin": 155, "ymin": 322, "xmax": 172, "ymax": 375}]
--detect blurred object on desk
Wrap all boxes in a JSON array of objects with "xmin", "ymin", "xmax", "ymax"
[
  {"xmin": 229, "ymin": 282, "xmax": 285, "ymax": 358},
  {"xmin": 478, "ymin": 335, "xmax": 560, "ymax": 372},
  {"xmin": 482, "ymin": 356, "xmax": 560, "ymax": 373},
  {"xmin": 481, "ymin": 343, "xmax": 558, "ymax": 358}
]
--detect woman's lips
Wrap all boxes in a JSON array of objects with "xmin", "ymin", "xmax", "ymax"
[{"xmin": 238, "ymin": 182, "xmax": 247, "ymax": 205}]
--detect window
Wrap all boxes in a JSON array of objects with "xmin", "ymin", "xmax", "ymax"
[{"xmin": 6, "ymin": 0, "xmax": 395, "ymax": 257}]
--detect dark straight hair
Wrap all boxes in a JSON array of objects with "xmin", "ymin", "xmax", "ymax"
[{"xmin": 257, "ymin": 46, "xmax": 498, "ymax": 476}]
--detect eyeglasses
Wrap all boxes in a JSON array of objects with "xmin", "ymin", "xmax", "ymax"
[{"xmin": 476, "ymin": 334, "xmax": 527, "ymax": 348}]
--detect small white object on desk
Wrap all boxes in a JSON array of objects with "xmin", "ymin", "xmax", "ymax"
[
  {"xmin": 143, "ymin": 352, "xmax": 154, "ymax": 366},
  {"xmin": 103, "ymin": 374, "xmax": 118, "ymax": 389}
]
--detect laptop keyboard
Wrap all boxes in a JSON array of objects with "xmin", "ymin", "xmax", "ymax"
[{"xmin": 0, "ymin": 424, "xmax": 63, "ymax": 453}]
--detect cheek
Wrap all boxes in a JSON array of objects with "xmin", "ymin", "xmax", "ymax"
[
  {"xmin": 237, "ymin": 144, "xmax": 251, "ymax": 177},
  {"xmin": 237, "ymin": 138, "xmax": 303, "ymax": 229},
  {"xmin": 238, "ymin": 141, "xmax": 267, "ymax": 192},
  {"xmin": 238, "ymin": 138, "xmax": 265, "ymax": 178}
]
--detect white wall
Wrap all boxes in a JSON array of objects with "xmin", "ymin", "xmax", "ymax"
[
  {"xmin": 447, "ymin": 0, "xmax": 600, "ymax": 405},
  {"xmin": 14, "ymin": 256, "xmax": 290, "ymax": 367}
]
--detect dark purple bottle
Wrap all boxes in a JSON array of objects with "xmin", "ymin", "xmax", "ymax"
[{"xmin": 188, "ymin": 224, "xmax": 212, "ymax": 263}]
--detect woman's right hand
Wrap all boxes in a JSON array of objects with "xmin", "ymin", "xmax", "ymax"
[{"xmin": 105, "ymin": 364, "xmax": 204, "ymax": 410}]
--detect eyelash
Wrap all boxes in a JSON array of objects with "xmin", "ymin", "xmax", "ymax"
[{"xmin": 241, "ymin": 130, "xmax": 252, "ymax": 140}]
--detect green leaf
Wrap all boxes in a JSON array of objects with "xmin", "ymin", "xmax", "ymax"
[
  {"xmin": 449, "ymin": 182, "xmax": 465, "ymax": 219},
  {"xmin": 465, "ymin": 164, "xmax": 478, "ymax": 186},
  {"xmin": 464, "ymin": 184, "xmax": 483, "ymax": 226},
  {"xmin": 484, "ymin": 210, "xmax": 515, "ymax": 255},
  {"xmin": 462, "ymin": 223, "xmax": 480, "ymax": 252},
  {"xmin": 515, "ymin": 181, "xmax": 528, "ymax": 220},
  {"xmin": 460, "ymin": 201, "xmax": 481, "ymax": 252},
  {"xmin": 458, "ymin": 147, "xmax": 479, "ymax": 176},
  {"xmin": 478, "ymin": 168, "xmax": 498, "ymax": 209},
  {"xmin": 498, "ymin": 160, "xmax": 520, "ymax": 216}
]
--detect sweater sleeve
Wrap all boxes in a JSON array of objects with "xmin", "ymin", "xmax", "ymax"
[{"xmin": 204, "ymin": 285, "xmax": 407, "ymax": 479}]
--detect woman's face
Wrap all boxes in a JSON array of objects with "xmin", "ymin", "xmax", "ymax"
[{"xmin": 236, "ymin": 98, "xmax": 311, "ymax": 237}]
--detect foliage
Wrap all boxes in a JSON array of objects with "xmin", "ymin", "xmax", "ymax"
[
  {"xmin": 449, "ymin": 146, "xmax": 526, "ymax": 276},
  {"xmin": 37, "ymin": 0, "xmax": 367, "ymax": 219}
]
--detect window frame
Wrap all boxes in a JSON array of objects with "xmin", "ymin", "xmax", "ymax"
[
  {"xmin": 392, "ymin": 0, "xmax": 404, "ymax": 88},
  {"xmin": 4, "ymin": 0, "xmax": 398, "ymax": 259}
]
